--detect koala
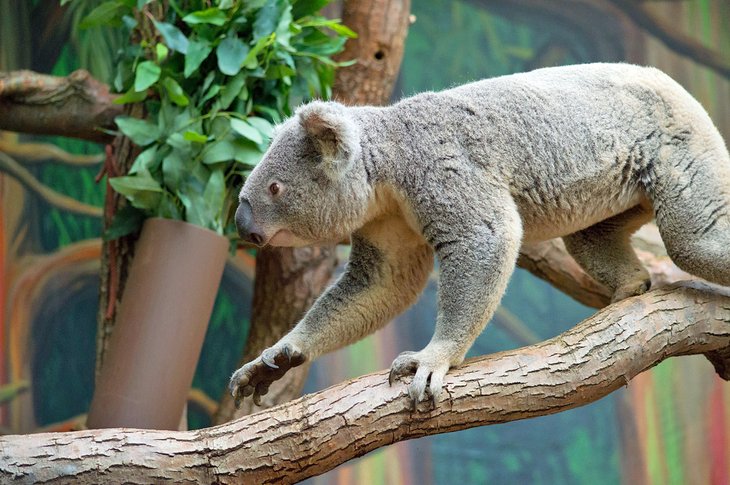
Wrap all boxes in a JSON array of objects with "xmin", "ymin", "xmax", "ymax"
[{"xmin": 229, "ymin": 63, "xmax": 730, "ymax": 407}]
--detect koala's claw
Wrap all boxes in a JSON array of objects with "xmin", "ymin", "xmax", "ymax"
[
  {"xmin": 389, "ymin": 350, "xmax": 450, "ymax": 408},
  {"xmin": 229, "ymin": 342, "xmax": 306, "ymax": 408},
  {"xmin": 261, "ymin": 352, "xmax": 279, "ymax": 369}
]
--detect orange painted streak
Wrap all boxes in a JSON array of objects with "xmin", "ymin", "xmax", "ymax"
[
  {"xmin": 709, "ymin": 378, "xmax": 728, "ymax": 485},
  {"xmin": 629, "ymin": 372, "xmax": 652, "ymax": 485},
  {"xmin": 7, "ymin": 239, "xmax": 101, "ymax": 430}
]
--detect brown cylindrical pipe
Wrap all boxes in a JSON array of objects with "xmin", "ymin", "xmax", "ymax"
[{"xmin": 87, "ymin": 218, "xmax": 228, "ymax": 430}]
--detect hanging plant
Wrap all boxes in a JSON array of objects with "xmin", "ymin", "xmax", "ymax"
[{"xmin": 77, "ymin": 0, "xmax": 355, "ymax": 244}]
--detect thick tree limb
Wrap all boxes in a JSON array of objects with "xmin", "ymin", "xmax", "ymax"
[
  {"xmin": 518, "ymin": 227, "xmax": 688, "ymax": 309},
  {"xmin": 1, "ymin": 281, "xmax": 728, "ymax": 484},
  {"xmin": 0, "ymin": 70, "xmax": 121, "ymax": 143}
]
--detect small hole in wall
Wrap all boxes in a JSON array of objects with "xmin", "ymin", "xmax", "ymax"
[{"xmin": 374, "ymin": 50, "xmax": 385, "ymax": 60}]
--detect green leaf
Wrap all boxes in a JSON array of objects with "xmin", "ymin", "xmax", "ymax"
[
  {"xmin": 162, "ymin": 77, "xmax": 190, "ymax": 106},
  {"xmin": 216, "ymin": 35, "xmax": 249, "ymax": 76},
  {"xmin": 243, "ymin": 35, "xmax": 270, "ymax": 69},
  {"xmin": 184, "ymin": 39, "xmax": 213, "ymax": 78},
  {"xmin": 254, "ymin": 0, "xmax": 285, "ymax": 40},
  {"xmin": 230, "ymin": 119, "xmax": 263, "ymax": 144},
  {"xmin": 110, "ymin": 174, "xmax": 164, "ymax": 193},
  {"xmin": 134, "ymin": 61, "xmax": 161, "ymax": 92},
  {"xmin": 156, "ymin": 43, "xmax": 169, "ymax": 62},
  {"xmin": 233, "ymin": 140, "xmax": 264, "ymax": 166},
  {"xmin": 162, "ymin": 149, "xmax": 192, "ymax": 190},
  {"xmin": 202, "ymin": 139, "xmax": 237, "ymax": 164},
  {"xmin": 113, "ymin": 88, "xmax": 147, "ymax": 105},
  {"xmin": 115, "ymin": 116, "xmax": 160, "ymax": 146},
  {"xmin": 274, "ymin": 4, "xmax": 293, "ymax": 48},
  {"xmin": 110, "ymin": 172, "xmax": 163, "ymax": 210},
  {"xmin": 79, "ymin": 2, "xmax": 126, "ymax": 29},
  {"xmin": 219, "ymin": 0, "xmax": 235, "ymax": 9},
  {"xmin": 165, "ymin": 133, "xmax": 193, "ymax": 152},
  {"xmin": 129, "ymin": 145, "xmax": 158, "ymax": 174},
  {"xmin": 292, "ymin": 0, "xmax": 330, "ymax": 19},
  {"xmin": 183, "ymin": 8, "xmax": 228, "ymax": 26},
  {"xmin": 219, "ymin": 72, "xmax": 247, "ymax": 109},
  {"xmin": 104, "ymin": 205, "xmax": 146, "ymax": 240},
  {"xmin": 201, "ymin": 83, "xmax": 221, "ymax": 103},
  {"xmin": 153, "ymin": 20, "xmax": 189, "ymax": 54},
  {"xmin": 247, "ymin": 117, "xmax": 274, "ymax": 139},
  {"xmin": 203, "ymin": 169, "xmax": 225, "ymax": 209},
  {"xmin": 298, "ymin": 18, "xmax": 357, "ymax": 38},
  {"xmin": 158, "ymin": 194, "xmax": 183, "ymax": 220},
  {"xmin": 265, "ymin": 64, "xmax": 296, "ymax": 80},
  {"xmin": 183, "ymin": 131, "xmax": 209, "ymax": 143}
]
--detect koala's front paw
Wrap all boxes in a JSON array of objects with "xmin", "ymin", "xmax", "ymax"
[
  {"xmin": 612, "ymin": 278, "xmax": 651, "ymax": 302},
  {"xmin": 228, "ymin": 342, "xmax": 306, "ymax": 407},
  {"xmin": 388, "ymin": 346, "xmax": 454, "ymax": 408}
]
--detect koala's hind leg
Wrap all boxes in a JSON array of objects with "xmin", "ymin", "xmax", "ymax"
[
  {"xmin": 651, "ymin": 144, "xmax": 730, "ymax": 286},
  {"xmin": 563, "ymin": 204, "xmax": 654, "ymax": 302}
]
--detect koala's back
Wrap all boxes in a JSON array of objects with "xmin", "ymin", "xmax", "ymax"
[{"xmin": 385, "ymin": 63, "xmax": 729, "ymax": 242}]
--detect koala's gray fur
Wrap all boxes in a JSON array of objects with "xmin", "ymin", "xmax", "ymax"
[{"xmin": 230, "ymin": 63, "xmax": 730, "ymax": 407}]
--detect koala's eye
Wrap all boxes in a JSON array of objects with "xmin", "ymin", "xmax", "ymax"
[{"xmin": 269, "ymin": 182, "xmax": 280, "ymax": 195}]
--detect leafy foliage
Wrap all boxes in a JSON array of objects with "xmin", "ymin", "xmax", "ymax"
[{"xmin": 80, "ymin": 0, "xmax": 355, "ymax": 241}]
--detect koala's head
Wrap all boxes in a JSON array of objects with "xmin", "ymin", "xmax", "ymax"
[{"xmin": 236, "ymin": 101, "xmax": 371, "ymax": 247}]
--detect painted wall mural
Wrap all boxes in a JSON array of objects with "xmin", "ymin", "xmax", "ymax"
[{"xmin": 0, "ymin": 0, "xmax": 728, "ymax": 484}]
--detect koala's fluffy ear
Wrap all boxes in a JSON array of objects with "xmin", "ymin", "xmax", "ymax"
[{"xmin": 297, "ymin": 101, "xmax": 360, "ymax": 177}]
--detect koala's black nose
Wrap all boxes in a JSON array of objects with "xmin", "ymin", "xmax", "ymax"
[{"xmin": 235, "ymin": 199, "xmax": 265, "ymax": 246}]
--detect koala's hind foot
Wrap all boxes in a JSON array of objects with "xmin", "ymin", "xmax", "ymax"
[
  {"xmin": 389, "ymin": 345, "xmax": 455, "ymax": 408},
  {"xmin": 228, "ymin": 342, "xmax": 306, "ymax": 407},
  {"xmin": 564, "ymin": 204, "xmax": 653, "ymax": 303},
  {"xmin": 612, "ymin": 278, "xmax": 652, "ymax": 303}
]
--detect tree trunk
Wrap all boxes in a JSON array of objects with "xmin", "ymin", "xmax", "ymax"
[
  {"xmin": 2, "ymin": 281, "xmax": 728, "ymax": 484},
  {"xmin": 213, "ymin": 0, "xmax": 412, "ymax": 423},
  {"xmin": 94, "ymin": 103, "xmax": 142, "ymax": 377}
]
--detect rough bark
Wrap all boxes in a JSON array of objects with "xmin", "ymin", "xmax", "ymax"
[
  {"xmin": 214, "ymin": 0, "xmax": 412, "ymax": 423},
  {"xmin": 94, "ymin": 103, "xmax": 143, "ymax": 377},
  {"xmin": 518, "ymin": 226, "xmax": 690, "ymax": 310},
  {"xmin": 333, "ymin": 0, "xmax": 411, "ymax": 104},
  {"xmin": 1, "ymin": 281, "xmax": 728, "ymax": 484},
  {"xmin": 0, "ymin": 70, "xmax": 121, "ymax": 143}
]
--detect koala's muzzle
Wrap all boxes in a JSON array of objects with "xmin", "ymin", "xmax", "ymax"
[{"xmin": 236, "ymin": 199, "xmax": 265, "ymax": 246}]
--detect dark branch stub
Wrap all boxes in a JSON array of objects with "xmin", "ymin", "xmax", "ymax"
[{"xmin": 705, "ymin": 346, "xmax": 730, "ymax": 380}]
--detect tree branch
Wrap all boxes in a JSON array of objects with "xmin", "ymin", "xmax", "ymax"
[
  {"xmin": 1, "ymin": 281, "xmax": 728, "ymax": 484},
  {"xmin": 518, "ymin": 227, "xmax": 688, "ymax": 309},
  {"xmin": 0, "ymin": 70, "xmax": 121, "ymax": 143}
]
